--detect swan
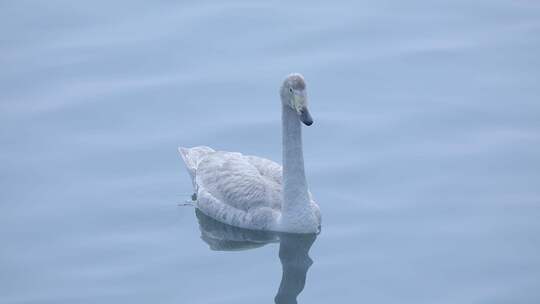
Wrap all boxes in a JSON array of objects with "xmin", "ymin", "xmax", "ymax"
[{"xmin": 179, "ymin": 73, "xmax": 321, "ymax": 233}]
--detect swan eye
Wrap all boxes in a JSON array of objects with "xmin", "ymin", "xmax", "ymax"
[{"xmin": 289, "ymin": 87, "xmax": 293, "ymax": 94}]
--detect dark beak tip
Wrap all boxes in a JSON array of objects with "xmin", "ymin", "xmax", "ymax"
[{"xmin": 300, "ymin": 108, "xmax": 314, "ymax": 126}]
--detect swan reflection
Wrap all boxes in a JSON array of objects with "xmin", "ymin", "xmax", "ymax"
[{"xmin": 195, "ymin": 209, "xmax": 317, "ymax": 304}]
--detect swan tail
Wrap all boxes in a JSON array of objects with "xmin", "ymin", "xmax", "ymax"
[{"xmin": 178, "ymin": 146, "xmax": 215, "ymax": 188}]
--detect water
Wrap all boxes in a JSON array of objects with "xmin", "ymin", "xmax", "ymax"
[{"xmin": 1, "ymin": 1, "xmax": 540, "ymax": 303}]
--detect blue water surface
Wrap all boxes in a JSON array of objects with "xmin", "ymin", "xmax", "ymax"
[{"xmin": 1, "ymin": 1, "xmax": 540, "ymax": 303}]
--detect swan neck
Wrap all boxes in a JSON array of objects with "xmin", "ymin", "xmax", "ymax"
[{"xmin": 282, "ymin": 104, "xmax": 309, "ymax": 208}]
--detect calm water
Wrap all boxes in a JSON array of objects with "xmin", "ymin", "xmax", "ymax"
[{"xmin": 1, "ymin": 1, "xmax": 540, "ymax": 303}]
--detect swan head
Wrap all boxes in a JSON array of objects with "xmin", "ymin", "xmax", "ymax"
[{"xmin": 280, "ymin": 73, "xmax": 313, "ymax": 126}]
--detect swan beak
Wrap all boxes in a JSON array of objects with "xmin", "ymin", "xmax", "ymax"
[{"xmin": 299, "ymin": 107, "xmax": 313, "ymax": 126}]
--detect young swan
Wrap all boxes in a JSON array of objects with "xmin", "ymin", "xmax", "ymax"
[{"xmin": 179, "ymin": 73, "xmax": 321, "ymax": 234}]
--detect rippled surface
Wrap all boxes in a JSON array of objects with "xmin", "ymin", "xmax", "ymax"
[{"xmin": 1, "ymin": 1, "xmax": 540, "ymax": 303}]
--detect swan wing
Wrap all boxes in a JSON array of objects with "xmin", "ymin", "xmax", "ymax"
[
  {"xmin": 195, "ymin": 151, "xmax": 281, "ymax": 230},
  {"xmin": 245, "ymin": 155, "xmax": 283, "ymax": 187},
  {"xmin": 178, "ymin": 146, "xmax": 215, "ymax": 187}
]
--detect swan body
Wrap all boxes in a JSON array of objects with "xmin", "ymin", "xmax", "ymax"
[{"xmin": 179, "ymin": 74, "xmax": 321, "ymax": 233}]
